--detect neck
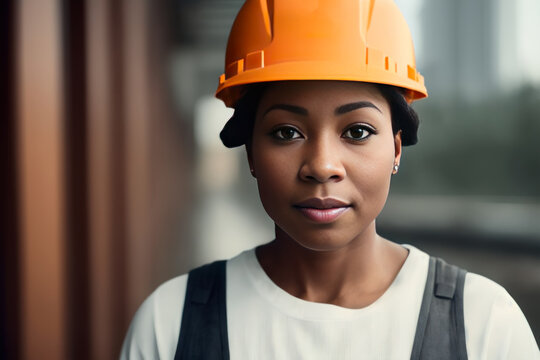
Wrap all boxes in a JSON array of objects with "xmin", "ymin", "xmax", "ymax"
[{"xmin": 256, "ymin": 223, "xmax": 408, "ymax": 308}]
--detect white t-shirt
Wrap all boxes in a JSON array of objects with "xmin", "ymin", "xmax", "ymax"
[{"xmin": 120, "ymin": 245, "xmax": 539, "ymax": 359}]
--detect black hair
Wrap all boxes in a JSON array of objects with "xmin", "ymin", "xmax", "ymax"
[
  {"xmin": 376, "ymin": 84, "xmax": 420, "ymax": 146},
  {"xmin": 220, "ymin": 82, "xmax": 419, "ymax": 148}
]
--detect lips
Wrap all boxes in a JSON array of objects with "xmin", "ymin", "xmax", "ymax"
[{"xmin": 293, "ymin": 198, "xmax": 351, "ymax": 223}]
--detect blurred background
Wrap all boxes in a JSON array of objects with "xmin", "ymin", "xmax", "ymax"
[{"xmin": 1, "ymin": 0, "xmax": 539, "ymax": 359}]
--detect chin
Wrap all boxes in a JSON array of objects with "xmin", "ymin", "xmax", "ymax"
[
  {"xmin": 283, "ymin": 225, "xmax": 365, "ymax": 253},
  {"xmin": 296, "ymin": 241, "xmax": 351, "ymax": 252}
]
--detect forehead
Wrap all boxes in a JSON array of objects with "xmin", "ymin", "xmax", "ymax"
[{"xmin": 257, "ymin": 80, "xmax": 389, "ymax": 115}]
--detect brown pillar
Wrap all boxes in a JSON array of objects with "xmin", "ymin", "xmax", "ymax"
[
  {"xmin": 10, "ymin": 1, "xmax": 190, "ymax": 358},
  {"xmin": 17, "ymin": 0, "xmax": 67, "ymax": 359}
]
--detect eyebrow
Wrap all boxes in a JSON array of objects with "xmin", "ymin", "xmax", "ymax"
[
  {"xmin": 262, "ymin": 101, "xmax": 381, "ymax": 117},
  {"xmin": 263, "ymin": 104, "xmax": 308, "ymax": 117},
  {"xmin": 335, "ymin": 101, "xmax": 381, "ymax": 115}
]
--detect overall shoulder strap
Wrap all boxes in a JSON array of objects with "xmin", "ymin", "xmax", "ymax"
[
  {"xmin": 410, "ymin": 257, "xmax": 468, "ymax": 360},
  {"xmin": 174, "ymin": 260, "xmax": 230, "ymax": 360}
]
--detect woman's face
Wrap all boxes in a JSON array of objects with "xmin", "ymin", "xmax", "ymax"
[{"xmin": 249, "ymin": 81, "xmax": 401, "ymax": 251}]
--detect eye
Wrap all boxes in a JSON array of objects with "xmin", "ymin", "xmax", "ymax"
[
  {"xmin": 342, "ymin": 124, "xmax": 375, "ymax": 141},
  {"xmin": 272, "ymin": 126, "xmax": 303, "ymax": 140}
]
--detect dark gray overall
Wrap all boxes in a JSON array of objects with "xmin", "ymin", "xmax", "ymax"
[{"xmin": 174, "ymin": 257, "xmax": 468, "ymax": 360}]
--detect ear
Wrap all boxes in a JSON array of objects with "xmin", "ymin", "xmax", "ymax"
[
  {"xmin": 393, "ymin": 130, "xmax": 402, "ymax": 173},
  {"xmin": 245, "ymin": 144, "xmax": 256, "ymax": 178}
]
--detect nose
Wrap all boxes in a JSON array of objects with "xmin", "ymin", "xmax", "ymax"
[{"xmin": 298, "ymin": 137, "xmax": 346, "ymax": 183}]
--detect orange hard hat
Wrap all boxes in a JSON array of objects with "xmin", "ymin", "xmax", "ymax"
[{"xmin": 215, "ymin": 0, "xmax": 427, "ymax": 107}]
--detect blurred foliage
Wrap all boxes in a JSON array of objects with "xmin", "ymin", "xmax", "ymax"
[{"xmin": 393, "ymin": 86, "xmax": 540, "ymax": 198}]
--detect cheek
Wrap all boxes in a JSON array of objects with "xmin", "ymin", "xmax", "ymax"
[
  {"xmin": 252, "ymin": 146, "xmax": 306, "ymax": 225},
  {"xmin": 251, "ymin": 147, "xmax": 297, "ymax": 210},
  {"xmin": 346, "ymin": 140, "xmax": 395, "ymax": 202},
  {"xmin": 351, "ymin": 154, "xmax": 394, "ymax": 186}
]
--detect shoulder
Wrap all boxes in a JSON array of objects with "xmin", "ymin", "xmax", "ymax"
[
  {"xmin": 120, "ymin": 274, "xmax": 188, "ymax": 360},
  {"xmin": 119, "ymin": 251, "xmax": 250, "ymax": 360},
  {"xmin": 406, "ymin": 245, "xmax": 539, "ymax": 358},
  {"xmin": 463, "ymin": 272, "xmax": 539, "ymax": 359}
]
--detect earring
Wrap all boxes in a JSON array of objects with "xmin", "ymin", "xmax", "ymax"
[
  {"xmin": 250, "ymin": 168, "xmax": 255, "ymax": 176},
  {"xmin": 392, "ymin": 163, "xmax": 399, "ymax": 174}
]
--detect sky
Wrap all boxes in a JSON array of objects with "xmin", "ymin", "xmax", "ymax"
[
  {"xmin": 516, "ymin": 0, "xmax": 540, "ymax": 84},
  {"xmin": 394, "ymin": 0, "xmax": 540, "ymax": 87},
  {"xmin": 394, "ymin": 0, "xmax": 424, "ymax": 60}
]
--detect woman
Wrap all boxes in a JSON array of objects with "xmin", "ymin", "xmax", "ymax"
[{"xmin": 121, "ymin": 0, "xmax": 539, "ymax": 359}]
